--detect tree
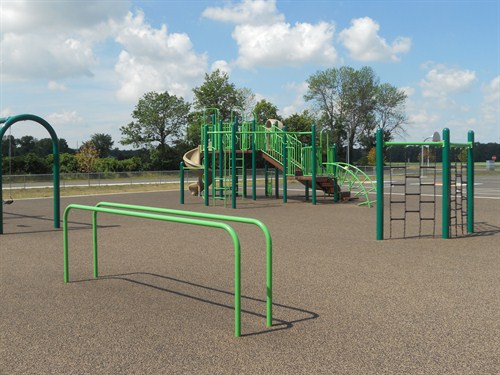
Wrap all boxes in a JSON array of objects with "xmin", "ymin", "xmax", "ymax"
[
  {"xmin": 192, "ymin": 69, "xmax": 245, "ymax": 122},
  {"xmin": 284, "ymin": 110, "xmax": 315, "ymax": 144},
  {"xmin": 120, "ymin": 91, "xmax": 190, "ymax": 169},
  {"xmin": 75, "ymin": 141, "xmax": 99, "ymax": 173},
  {"xmin": 304, "ymin": 66, "xmax": 408, "ymax": 162},
  {"xmin": 90, "ymin": 133, "xmax": 114, "ymax": 158},
  {"xmin": 254, "ymin": 99, "xmax": 281, "ymax": 125}
]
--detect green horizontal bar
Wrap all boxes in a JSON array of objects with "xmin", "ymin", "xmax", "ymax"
[
  {"xmin": 63, "ymin": 203, "xmax": 242, "ymax": 337},
  {"xmin": 95, "ymin": 201, "xmax": 273, "ymax": 328},
  {"xmin": 450, "ymin": 142, "xmax": 473, "ymax": 148},
  {"xmin": 385, "ymin": 141, "xmax": 443, "ymax": 146}
]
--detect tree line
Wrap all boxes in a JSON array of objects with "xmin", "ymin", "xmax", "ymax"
[{"xmin": 2, "ymin": 67, "xmax": 498, "ymax": 175}]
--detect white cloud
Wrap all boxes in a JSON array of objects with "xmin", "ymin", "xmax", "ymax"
[
  {"xmin": 400, "ymin": 86, "xmax": 415, "ymax": 97},
  {"xmin": 211, "ymin": 60, "xmax": 232, "ymax": 74},
  {"xmin": 338, "ymin": 17, "xmax": 411, "ymax": 62},
  {"xmin": 46, "ymin": 111, "xmax": 84, "ymax": 126},
  {"xmin": 420, "ymin": 64, "xmax": 476, "ymax": 99},
  {"xmin": 0, "ymin": 1, "xmax": 129, "ymax": 81},
  {"xmin": 48, "ymin": 81, "xmax": 67, "ymax": 91},
  {"xmin": 203, "ymin": 0, "xmax": 337, "ymax": 69},
  {"xmin": 114, "ymin": 11, "xmax": 208, "ymax": 102},
  {"xmin": 481, "ymin": 76, "xmax": 500, "ymax": 125},
  {"xmin": 202, "ymin": 0, "xmax": 283, "ymax": 25},
  {"xmin": 281, "ymin": 81, "xmax": 309, "ymax": 118}
]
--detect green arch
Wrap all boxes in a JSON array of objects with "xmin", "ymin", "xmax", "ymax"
[
  {"xmin": 328, "ymin": 162, "xmax": 377, "ymax": 207},
  {"xmin": 0, "ymin": 114, "xmax": 60, "ymax": 234}
]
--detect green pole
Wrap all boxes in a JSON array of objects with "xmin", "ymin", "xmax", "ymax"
[
  {"xmin": 264, "ymin": 161, "xmax": 269, "ymax": 197},
  {"xmin": 376, "ymin": 128, "xmax": 384, "ymax": 240},
  {"xmin": 232, "ymin": 120, "xmax": 237, "ymax": 209},
  {"xmin": 219, "ymin": 120, "xmax": 223, "ymax": 199},
  {"xmin": 180, "ymin": 161, "xmax": 185, "ymax": 204},
  {"xmin": 252, "ymin": 119, "xmax": 257, "ymax": 200},
  {"xmin": 275, "ymin": 167, "xmax": 279, "ymax": 199},
  {"xmin": 312, "ymin": 124, "xmax": 317, "ymax": 205},
  {"xmin": 282, "ymin": 125, "xmax": 287, "ymax": 203},
  {"xmin": 442, "ymin": 128, "xmax": 450, "ymax": 239},
  {"xmin": 52, "ymin": 138, "xmax": 60, "ymax": 229},
  {"xmin": 212, "ymin": 115, "xmax": 216, "ymax": 200},
  {"xmin": 333, "ymin": 143, "xmax": 339, "ymax": 203},
  {"xmin": 204, "ymin": 125, "xmax": 209, "ymax": 206},
  {"xmin": 467, "ymin": 131, "xmax": 474, "ymax": 233}
]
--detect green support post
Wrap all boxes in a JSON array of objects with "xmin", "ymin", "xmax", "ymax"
[
  {"xmin": 376, "ymin": 128, "xmax": 384, "ymax": 240},
  {"xmin": 467, "ymin": 131, "xmax": 474, "ymax": 233},
  {"xmin": 282, "ymin": 125, "xmax": 287, "ymax": 203},
  {"xmin": 264, "ymin": 162, "xmax": 269, "ymax": 197},
  {"xmin": 204, "ymin": 125, "xmax": 209, "ymax": 206},
  {"xmin": 219, "ymin": 120, "xmax": 224, "ymax": 199},
  {"xmin": 179, "ymin": 161, "xmax": 184, "ymax": 204},
  {"xmin": 252, "ymin": 119, "xmax": 257, "ymax": 200},
  {"xmin": 311, "ymin": 124, "xmax": 317, "ymax": 205},
  {"xmin": 232, "ymin": 120, "xmax": 237, "ymax": 209},
  {"xmin": 275, "ymin": 167, "xmax": 279, "ymax": 199},
  {"xmin": 442, "ymin": 128, "xmax": 450, "ymax": 239},
  {"xmin": 333, "ymin": 143, "xmax": 339, "ymax": 203}
]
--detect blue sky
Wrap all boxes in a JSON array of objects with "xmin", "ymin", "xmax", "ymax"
[{"xmin": 1, "ymin": 0, "xmax": 499, "ymax": 149}]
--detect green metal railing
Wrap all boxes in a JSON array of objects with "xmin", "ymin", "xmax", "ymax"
[
  {"xmin": 94, "ymin": 201, "xmax": 273, "ymax": 328},
  {"xmin": 63, "ymin": 204, "xmax": 249, "ymax": 337}
]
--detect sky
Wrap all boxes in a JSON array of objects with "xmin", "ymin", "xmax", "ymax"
[{"xmin": 1, "ymin": 0, "xmax": 499, "ymax": 150}]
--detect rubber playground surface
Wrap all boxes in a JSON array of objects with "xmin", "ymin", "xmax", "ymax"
[{"xmin": 1, "ymin": 185, "xmax": 499, "ymax": 374}]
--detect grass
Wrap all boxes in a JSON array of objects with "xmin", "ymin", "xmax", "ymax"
[{"xmin": 5, "ymin": 183, "xmax": 182, "ymax": 200}]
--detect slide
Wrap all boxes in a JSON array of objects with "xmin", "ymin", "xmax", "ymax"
[{"xmin": 182, "ymin": 146, "xmax": 211, "ymax": 195}]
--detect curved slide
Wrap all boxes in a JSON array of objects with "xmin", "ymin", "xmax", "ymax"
[{"xmin": 183, "ymin": 146, "xmax": 212, "ymax": 195}]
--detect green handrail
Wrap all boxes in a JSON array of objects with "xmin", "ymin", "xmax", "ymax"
[
  {"xmin": 94, "ymin": 201, "xmax": 273, "ymax": 327},
  {"xmin": 63, "ymin": 204, "xmax": 243, "ymax": 337}
]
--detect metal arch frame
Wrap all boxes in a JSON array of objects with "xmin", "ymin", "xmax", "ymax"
[
  {"xmin": 0, "ymin": 114, "xmax": 60, "ymax": 234},
  {"xmin": 324, "ymin": 162, "xmax": 377, "ymax": 207}
]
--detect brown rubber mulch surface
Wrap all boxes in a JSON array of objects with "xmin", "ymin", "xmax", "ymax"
[{"xmin": 1, "ymin": 188, "xmax": 499, "ymax": 374}]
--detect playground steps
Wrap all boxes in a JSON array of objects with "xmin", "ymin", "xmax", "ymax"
[{"xmin": 261, "ymin": 153, "xmax": 343, "ymax": 196}]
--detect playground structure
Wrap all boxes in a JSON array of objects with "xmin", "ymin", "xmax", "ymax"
[
  {"xmin": 63, "ymin": 202, "xmax": 273, "ymax": 337},
  {"xmin": 375, "ymin": 128, "xmax": 475, "ymax": 240},
  {"xmin": 180, "ymin": 108, "xmax": 376, "ymax": 209},
  {"xmin": 0, "ymin": 114, "xmax": 61, "ymax": 234}
]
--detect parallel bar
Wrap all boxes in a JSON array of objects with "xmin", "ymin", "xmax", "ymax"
[
  {"xmin": 63, "ymin": 204, "xmax": 243, "ymax": 337},
  {"xmin": 95, "ymin": 201, "xmax": 273, "ymax": 327}
]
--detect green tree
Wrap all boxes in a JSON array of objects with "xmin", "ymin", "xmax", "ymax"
[
  {"xmin": 120, "ymin": 91, "xmax": 190, "ymax": 170},
  {"xmin": 192, "ymin": 69, "xmax": 244, "ymax": 122},
  {"xmin": 304, "ymin": 66, "xmax": 407, "ymax": 162},
  {"xmin": 75, "ymin": 141, "xmax": 99, "ymax": 173},
  {"xmin": 18, "ymin": 135, "xmax": 36, "ymax": 155},
  {"xmin": 284, "ymin": 110, "xmax": 315, "ymax": 144},
  {"xmin": 90, "ymin": 133, "xmax": 114, "ymax": 158},
  {"xmin": 254, "ymin": 99, "xmax": 281, "ymax": 125}
]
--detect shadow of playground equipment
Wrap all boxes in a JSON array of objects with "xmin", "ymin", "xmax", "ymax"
[
  {"xmin": 2, "ymin": 210, "xmax": 119, "ymax": 235},
  {"xmin": 469, "ymin": 222, "xmax": 500, "ymax": 237},
  {"xmin": 74, "ymin": 271, "xmax": 319, "ymax": 337}
]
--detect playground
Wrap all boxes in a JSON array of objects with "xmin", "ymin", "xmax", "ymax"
[{"xmin": 1, "ymin": 188, "xmax": 499, "ymax": 374}]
